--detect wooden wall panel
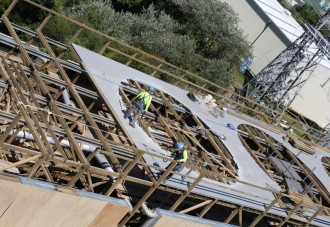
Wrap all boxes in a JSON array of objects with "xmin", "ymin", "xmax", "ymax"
[{"xmin": 0, "ymin": 179, "xmax": 129, "ymax": 227}]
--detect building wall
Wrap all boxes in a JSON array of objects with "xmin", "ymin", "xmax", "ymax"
[
  {"xmin": 221, "ymin": 0, "xmax": 290, "ymax": 74},
  {"xmin": 290, "ymin": 63, "xmax": 330, "ymax": 128}
]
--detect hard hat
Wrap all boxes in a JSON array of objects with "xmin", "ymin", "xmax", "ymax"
[
  {"xmin": 175, "ymin": 142, "xmax": 184, "ymax": 150},
  {"xmin": 226, "ymin": 123, "xmax": 235, "ymax": 131},
  {"xmin": 149, "ymin": 86, "xmax": 155, "ymax": 92}
]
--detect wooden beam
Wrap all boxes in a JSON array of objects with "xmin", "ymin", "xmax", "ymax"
[
  {"xmin": 179, "ymin": 200, "xmax": 212, "ymax": 214},
  {"xmin": 37, "ymin": 29, "xmax": 121, "ymax": 170},
  {"xmin": 242, "ymin": 125, "xmax": 265, "ymax": 152},
  {"xmin": 286, "ymin": 151, "xmax": 330, "ymax": 206},
  {"xmin": 255, "ymin": 130, "xmax": 283, "ymax": 159},
  {"xmin": 0, "ymin": 154, "xmax": 41, "ymax": 171},
  {"xmin": 205, "ymin": 130, "xmax": 236, "ymax": 173},
  {"xmin": 1, "ymin": 19, "xmax": 90, "ymax": 165},
  {"xmin": 249, "ymin": 194, "xmax": 282, "ymax": 227},
  {"xmin": 198, "ymin": 199, "xmax": 217, "ymax": 218},
  {"xmin": 169, "ymin": 171, "xmax": 206, "ymax": 211},
  {"xmin": 277, "ymin": 199, "xmax": 304, "ymax": 227},
  {"xmin": 225, "ymin": 206, "xmax": 243, "ymax": 224},
  {"xmin": 305, "ymin": 206, "xmax": 324, "ymax": 226},
  {"xmin": 0, "ymin": 113, "xmax": 21, "ymax": 145},
  {"xmin": 118, "ymin": 160, "xmax": 178, "ymax": 226},
  {"xmin": 104, "ymin": 151, "xmax": 144, "ymax": 196}
]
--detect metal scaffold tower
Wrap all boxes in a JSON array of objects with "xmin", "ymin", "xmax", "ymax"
[{"xmin": 240, "ymin": 10, "xmax": 330, "ymax": 115}]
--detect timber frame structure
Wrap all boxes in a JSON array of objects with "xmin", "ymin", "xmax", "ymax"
[{"xmin": 0, "ymin": 1, "xmax": 329, "ymax": 226}]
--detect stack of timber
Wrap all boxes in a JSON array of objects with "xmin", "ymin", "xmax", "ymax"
[
  {"xmin": 288, "ymin": 137, "xmax": 316, "ymax": 155},
  {"xmin": 288, "ymin": 189, "xmax": 314, "ymax": 209}
]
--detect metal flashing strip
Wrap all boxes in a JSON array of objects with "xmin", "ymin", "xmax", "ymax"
[
  {"xmin": 155, "ymin": 208, "xmax": 236, "ymax": 226},
  {"xmin": 19, "ymin": 177, "xmax": 57, "ymax": 191},
  {"xmin": 77, "ymin": 190, "xmax": 130, "ymax": 207}
]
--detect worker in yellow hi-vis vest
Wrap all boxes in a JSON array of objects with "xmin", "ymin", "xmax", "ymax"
[
  {"xmin": 163, "ymin": 142, "xmax": 188, "ymax": 183},
  {"xmin": 124, "ymin": 86, "xmax": 154, "ymax": 128}
]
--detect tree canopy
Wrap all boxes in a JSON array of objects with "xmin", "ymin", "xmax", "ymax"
[{"xmin": 1, "ymin": 0, "xmax": 252, "ymax": 89}]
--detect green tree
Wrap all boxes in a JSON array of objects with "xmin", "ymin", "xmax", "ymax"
[
  {"xmin": 112, "ymin": 0, "xmax": 146, "ymax": 10},
  {"xmin": 64, "ymin": 0, "xmax": 116, "ymax": 32},
  {"xmin": 63, "ymin": 0, "xmax": 251, "ymax": 88},
  {"xmin": 115, "ymin": 6, "xmax": 196, "ymax": 64},
  {"xmin": 158, "ymin": 0, "xmax": 251, "ymax": 66},
  {"xmin": 65, "ymin": 1, "xmax": 196, "ymax": 65},
  {"xmin": 294, "ymin": 5, "xmax": 319, "ymax": 25},
  {"xmin": 0, "ymin": 0, "xmax": 12, "ymax": 16}
]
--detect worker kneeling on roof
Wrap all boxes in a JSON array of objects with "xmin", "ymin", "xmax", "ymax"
[
  {"xmin": 163, "ymin": 142, "xmax": 188, "ymax": 183},
  {"xmin": 124, "ymin": 86, "xmax": 154, "ymax": 128}
]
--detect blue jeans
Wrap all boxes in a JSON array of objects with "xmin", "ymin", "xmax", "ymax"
[{"xmin": 125, "ymin": 102, "xmax": 144, "ymax": 124}]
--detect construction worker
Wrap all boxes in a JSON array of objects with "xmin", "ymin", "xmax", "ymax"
[
  {"xmin": 163, "ymin": 142, "xmax": 188, "ymax": 183},
  {"xmin": 124, "ymin": 86, "xmax": 154, "ymax": 128}
]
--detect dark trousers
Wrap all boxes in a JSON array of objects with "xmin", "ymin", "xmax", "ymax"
[
  {"xmin": 125, "ymin": 103, "xmax": 144, "ymax": 124},
  {"xmin": 165, "ymin": 162, "xmax": 183, "ymax": 179}
]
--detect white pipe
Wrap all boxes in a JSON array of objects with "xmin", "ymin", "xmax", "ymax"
[
  {"xmin": 7, "ymin": 130, "xmax": 116, "ymax": 178},
  {"xmin": 141, "ymin": 203, "xmax": 158, "ymax": 227},
  {"xmin": 141, "ymin": 203, "xmax": 158, "ymax": 218},
  {"xmin": 60, "ymin": 86, "xmax": 71, "ymax": 105}
]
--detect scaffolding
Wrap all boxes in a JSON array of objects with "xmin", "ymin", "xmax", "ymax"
[{"xmin": 240, "ymin": 10, "xmax": 330, "ymax": 116}]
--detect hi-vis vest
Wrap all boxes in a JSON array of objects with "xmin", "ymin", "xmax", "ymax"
[
  {"xmin": 135, "ymin": 91, "xmax": 152, "ymax": 111},
  {"xmin": 171, "ymin": 149, "xmax": 188, "ymax": 163}
]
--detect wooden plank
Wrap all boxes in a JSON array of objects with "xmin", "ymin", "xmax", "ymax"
[
  {"xmin": 0, "ymin": 154, "xmax": 41, "ymax": 171},
  {"xmin": 179, "ymin": 200, "xmax": 212, "ymax": 214},
  {"xmin": 255, "ymin": 130, "xmax": 283, "ymax": 159},
  {"xmin": 278, "ymin": 200, "xmax": 304, "ymax": 227},
  {"xmin": 0, "ymin": 179, "xmax": 129, "ymax": 227},
  {"xmin": 198, "ymin": 200, "xmax": 217, "ymax": 218},
  {"xmin": 249, "ymin": 194, "xmax": 282, "ymax": 227},
  {"xmin": 225, "ymin": 206, "xmax": 243, "ymax": 224}
]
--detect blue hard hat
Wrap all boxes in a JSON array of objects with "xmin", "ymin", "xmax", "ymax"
[
  {"xmin": 226, "ymin": 123, "xmax": 235, "ymax": 130},
  {"xmin": 175, "ymin": 142, "xmax": 184, "ymax": 150},
  {"xmin": 149, "ymin": 86, "xmax": 155, "ymax": 92}
]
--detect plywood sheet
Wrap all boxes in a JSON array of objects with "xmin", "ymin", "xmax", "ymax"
[{"xmin": 0, "ymin": 179, "xmax": 129, "ymax": 227}]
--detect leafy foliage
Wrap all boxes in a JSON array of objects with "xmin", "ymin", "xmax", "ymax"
[
  {"xmin": 112, "ymin": 0, "xmax": 147, "ymax": 10},
  {"xmin": 293, "ymin": 4, "xmax": 320, "ymax": 26},
  {"xmin": 64, "ymin": 1, "xmax": 196, "ymax": 64},
  {"xmin": 1, "ymin": 0, "xmax": 251, "ymax": 89},
  {"xmin": 0, "ymin": 0, "xmax": 12, "ymax": 16},
  {"xmin": 10, "ymin": 0, "xmax": 55, "ymax": 26},
  {"xmin": 64, "ymin": 1, "xmax": 115, "ymax": 32},
  {"xmin": 158, "ymin": 0, "xmax": 251, "ymax": 65},
  {"xmin": 115, "ymin": 6, "xmax": 197, "ymax": 64}
]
